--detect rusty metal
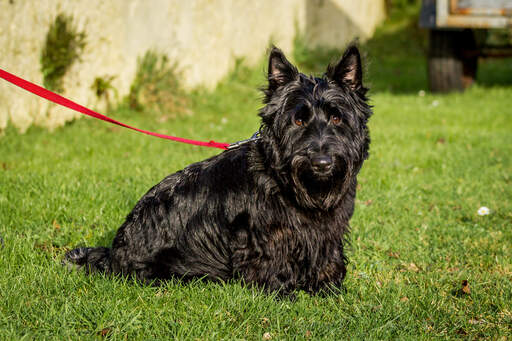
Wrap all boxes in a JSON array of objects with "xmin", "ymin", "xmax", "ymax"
[
  {"xmin": 450, "ymin": 0, "xmax": 459, "ymax": 13},
  {"xmin": 452, "ymin": 7, "xmax": 512, "ymax": 16},
  {"xmin": 436, "ymin": 0, "xmax": 512, "ymax": 28},
  {"xmin": 444, "ymin": 15, "xmax": 512, "ymax": 28},
  {"xmin": 450, "ymin": 0, "xmax": 512, "ymax": 16}
]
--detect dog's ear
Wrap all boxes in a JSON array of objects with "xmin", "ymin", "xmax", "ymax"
[
  {"xmin": 267, "ymin": 47, "xmax": 298, "ymax": 92},
  {"xmin": 327, "ymin": 45, "xmax": 363, "ymax": 92}
]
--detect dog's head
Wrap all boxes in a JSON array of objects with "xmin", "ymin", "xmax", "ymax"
[{"xmin": 258, "ymin": 46, "xmax": 372, "ymax": 210}]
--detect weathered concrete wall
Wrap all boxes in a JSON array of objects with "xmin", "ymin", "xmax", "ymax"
[
  {"xmin": 306, "ymin": 0, "xmax": 387, "ymax": 47},
  {"xmin": 0, "ymin": 0, "xmax": 385, "ymax": 132}
]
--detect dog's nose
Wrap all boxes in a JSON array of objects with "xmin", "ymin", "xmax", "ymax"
[{"xmin": 311, "ymin": 155, "xmax": 333, "ymax": 173}]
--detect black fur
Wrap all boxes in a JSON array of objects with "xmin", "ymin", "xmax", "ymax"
[{"xmin": 65, "ymin": 45, "xmax": 372, "ymax": 296}]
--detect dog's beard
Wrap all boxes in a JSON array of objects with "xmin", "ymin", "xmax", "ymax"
[{"xmin": 289, "ymin": 154, "xmax": 349, "ymax": 210}]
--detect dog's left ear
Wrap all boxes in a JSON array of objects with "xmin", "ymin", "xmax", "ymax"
[
  {"xmin": 326, "ymin": 45, "xmax": 363, "ymax": 92},
  {"xmin": 268, "ymin": 47, "xmax": 298, "ymax": 92}
]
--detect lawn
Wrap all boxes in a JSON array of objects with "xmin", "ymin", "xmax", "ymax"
[{"xmin": 1, "ymin": 6, "xmax": 511, "ymax": 340}]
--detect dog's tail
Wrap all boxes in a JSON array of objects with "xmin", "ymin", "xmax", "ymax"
[{"xmin": 63, "ymin": 247, "xmax": 112, "ymax": 274}]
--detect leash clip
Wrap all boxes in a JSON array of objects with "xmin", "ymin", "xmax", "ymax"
[{"xmin": 227, "ymin": 131, "xmax": 261, "ymax": 150}]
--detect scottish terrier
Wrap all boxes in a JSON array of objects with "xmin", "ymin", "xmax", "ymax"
[{"xmin": 65, "ymin": 45, "xmax": 372, "ymax": 296}]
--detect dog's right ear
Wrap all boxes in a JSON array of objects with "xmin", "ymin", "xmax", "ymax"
[
  {"xmin": 267, "ymin": 47, "xmax": 298, "ymax": 93},
  {"xmin": 326, "ymin": 44, "xmax": 363, "ymax": 92}
]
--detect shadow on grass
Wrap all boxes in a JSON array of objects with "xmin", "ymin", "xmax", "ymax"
[{"xmin": 476, "ymin": 58, "xmax": 512, "ymax": 87}]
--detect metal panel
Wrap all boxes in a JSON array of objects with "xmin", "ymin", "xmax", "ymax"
[
  {"xmin": 419, "ymin": 0, "xmax": 437, "ymax": 28},
  {"xmin": 456, "ymin": 0, "xmax": 512, "ymax": 9},
  {"xmin": 451, "ymin": 0, "xmax": 512, "ymax": 16},
  {"xmin": 435, "ymin": 0, "xmax": 512, "ymax": 28}
]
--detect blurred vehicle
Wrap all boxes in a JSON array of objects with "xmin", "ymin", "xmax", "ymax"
[{"xmin": 420, "ymin": 0, "xmax": 512, "ymax": 92}]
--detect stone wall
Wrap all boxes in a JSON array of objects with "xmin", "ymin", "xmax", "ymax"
[{"xmin": 0, "ymin": 0, "xmax": 385, "ymax": 132}]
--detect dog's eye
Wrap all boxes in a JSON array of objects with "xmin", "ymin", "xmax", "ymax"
[
  {"xmin": 330, "ymin": 115, "xmax": 341, "ymax": 125},
  {"xmin": 293, "ymin": 105, "xmax": 309, "ymax": 127}
]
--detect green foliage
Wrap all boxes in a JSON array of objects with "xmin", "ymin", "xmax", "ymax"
[
  {"xmin": 91, "ymin": 76, "xmax": 116, "ymax": 98},
  {"xmin": 484, "ymin": 28, "xmax": 512, "ymax": 46},
  {"xmin": 91, "ymin": 75, "xmax": 118, "ymax": 111},
  {"xmin": 385, "ymin": 0, "xmax": 422, "ymax": 14},
  {"xmin": 40, "ymin": 14, "xmax": 86, "ymax": 92},
  {"xmin": 128, "ymin": 50, "xmax": 187, "ymax": 117}
]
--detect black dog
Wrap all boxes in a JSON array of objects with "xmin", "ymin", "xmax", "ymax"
[{"xmin": 65, "ymin": 45, "xmax": 372, "ymax": 296}]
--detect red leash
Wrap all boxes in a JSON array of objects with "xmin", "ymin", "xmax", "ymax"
[{"xmin": 0, "ymin": 68, "xmax": 230, "ymax": 150}]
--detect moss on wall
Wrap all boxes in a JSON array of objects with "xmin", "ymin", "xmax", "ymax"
[
  {"xmin": 128, "ymin": 51, "xmax": 187, "ymax": 117},
  {"xmin": 40, "ymin": 13, "xmax": 86, "ymax": 92}
]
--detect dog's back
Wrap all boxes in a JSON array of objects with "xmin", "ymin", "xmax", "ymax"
[{"xmin": 67, "ymin": 144, "xmax": 253, "ymax": 282}]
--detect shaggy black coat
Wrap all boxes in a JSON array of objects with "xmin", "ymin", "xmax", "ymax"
[{"xmin": 65, "ymin": 45, "xmax": 372, "ymax": 295}]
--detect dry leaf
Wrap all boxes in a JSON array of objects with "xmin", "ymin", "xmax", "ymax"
[
  {"xmin": 400, "ymin": 296, "xmax": 409, "ymax": 302},
  {"xmin": 52, "ymin": 220, "xmax": 61, "ymax": 229},
  {"xmin": 461, "ymin": 280, "xmax": 470, "ymax": 295},
  {"xmin": 408, "ymin": 263, "xmax": 420, "ymax": 272},
  {"xmin": 263, "ymin": 332, "xmax": 272, "ymax": 340},
  {"xmin": 261, "ymin": 317, "xmax": 270, "ymax": 327},
  {"xmin": 305, "ymin": 330, "xmax": 312, "ymax": 338},
  {"xmin": 97, "ymin": 328, "xmax": 111, "ymax": 337},
  {"xmin": 364, "ymin": 199, "xmax": 373, "ymax": 206},
  {"xmin": 388, "ymin": 251, "xmax": 400, "ymax": 259}
]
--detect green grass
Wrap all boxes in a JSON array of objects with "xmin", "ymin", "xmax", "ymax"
[{"xmin": 1, "ymin": 7, "xmax": 512, "ymax": 339}]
